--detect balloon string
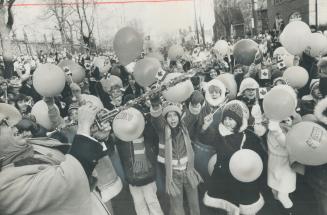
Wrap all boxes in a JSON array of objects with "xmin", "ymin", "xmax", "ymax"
[{"xmin": 240, "ymin": 133, "xmax": 246, "ymax": 150}]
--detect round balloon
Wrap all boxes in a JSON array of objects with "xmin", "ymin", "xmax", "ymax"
[
  {"xmin": 80, "ymin": 94, "xmax": 104, "ymax": 109},
  {"xmin": 217, "ymin": 73, "xmax": 238, "ymax": 99},
  {"xmin": 307, "ymin": 33, "xmax": 327, "ymax": 57},
  {"xmin": 33, "ymin": 63, "xmax": 66, "ymax": 97},
  {"xmin": 112, "ymin": 107, "xmax": 145, "ymax": 141},
  {"xmin": 263, "ymin": 87, "xmax": 297, "ymax": 121},
  {"xmin": 133, "ymin": 57, "xmax": 161, "ymax": 88},
  {"xmin": 214, "ymin": 40, "xmax": 229, "ymax": 57},
  {"xmin": 147, "ymin": 52, "xmax": 165, "ymax": 63},
  {"xmin": 233, "ymin": 39, "xmax": 259, "ymax": 66},
  {"xmin": 283, "ymin": 66, "xmax": 309, "ymax": 89},
  {"xmin": 168, "ymin": 44, "xmax": 184, "ymax": 61},
  {"xmin": 162, "ymin": 72, "xmax": 194, "ymax": 103},
  {"xmin": 273, "ymin": 47, "xmax": 294, "ymax": 68},
  {"xmin": 58, "ymin": 60, "xmax": 86, "ymax": 83},
  {"xmin": 31, "ymin": 100, "xmax": 60, "ymax": 130},
  {"xmin": 93, "ymin": 56, "xmax": 111, "ymax": 75},
  {"xmin": 280, "ymin": 21, "xmax": 311, "ymax": 55},
  {"xmin": 229, "ymin": 149, "xmax": 263, "ymax": 183},
  {"xmin": 273, "ymin": 84, "xmax": 298, "ymax": 107},
  {"xmin": 113, "ymin": 27, "xmax": 143, "ymax": 66},
  {"xmin": 286, "ymin": 121, "xmax": 327, "ymax": 166}
]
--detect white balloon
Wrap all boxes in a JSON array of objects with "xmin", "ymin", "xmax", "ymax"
[{"xmin": 307, "ymin": 33, "xmax": 327, "ymax": 57}]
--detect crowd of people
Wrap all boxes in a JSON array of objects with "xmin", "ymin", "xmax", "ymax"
[{"xmin": 1, "ymin": 21, "xmax": 327, "ymax": 215}]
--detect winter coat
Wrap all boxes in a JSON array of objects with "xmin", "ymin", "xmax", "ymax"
[
  {"xmin": 114, "ymin": 121, "xmax": 159, "ymax": 186},
  {"xmin": 203, "ymin": 124, "xmax": 266, "ymax": 214},
  {"xmin": 0, "ymin": 135, "xmax": 111, "ymax": 215}
]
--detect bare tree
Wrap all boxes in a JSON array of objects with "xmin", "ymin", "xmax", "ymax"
[
  {"xmin": 0, "ymin": 0, "xmax": 16, "ymax": 78},
  {"xmin": 74, "ymin": 0, "xmax": 95, "ymax": 50},
  {"xmin": 42, "ymin": 0, "xmax": 74, "ymax": 45}
]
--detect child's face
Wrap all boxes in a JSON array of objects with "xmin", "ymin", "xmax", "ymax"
[
  {"xmin": 223, "ymin": 116, "xmax": 237, "ymax": 131},
  {"xmin": 243, "ymin": 88, "xmax": 256, "ymax": 100},
  {"xmin": 166, "ymin": 111, "xmax": 179, "ymax": 128},
  {"xmin": 208, "ymin": 85, "xmax": 221, "ymax": 99}
]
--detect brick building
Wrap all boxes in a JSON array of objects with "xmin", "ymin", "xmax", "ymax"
[{"xmin": 267, "ymin": 0, "xmax": 327, "ymax": 29}]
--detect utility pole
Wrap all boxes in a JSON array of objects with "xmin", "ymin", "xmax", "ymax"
[
  {"xmin": 193, "ymin": 0, "xmax": 200, "ymax": 44},
  {"xmin": 251, "ymin": 0, "xmax": 258, "ymax": 35},
  {"xmin": 316, "ymin": 0, "xmax": 318, "ymax": 29}
]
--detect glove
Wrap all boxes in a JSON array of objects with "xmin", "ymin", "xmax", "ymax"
[
  {"xmin": 190, "ymin": 90, "xmax": 204, "ymax": 106},
  {"xmin": 202, "ymin": 114, "xmax": 213, "ymax": 131},
  {"xmin": 268, "ymin": 120, "xmax": 282, "ymax": 133},
  {"xmin": 149, "ymin": 93, "xmax": 161, "ymax": 108}
]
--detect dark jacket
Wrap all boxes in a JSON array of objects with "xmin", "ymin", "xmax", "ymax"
[
  {"xmin": 113, "ymin": 120, "xmax": 159, "ymax": 186},
  {"xmin": 205, "ymin": 128, "xmax": 266, "ymax": 207}
]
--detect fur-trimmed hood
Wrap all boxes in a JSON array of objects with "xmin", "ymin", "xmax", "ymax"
[{"xmin": 314, "ymin": 97, "xmax": 327, "ymax": 125}]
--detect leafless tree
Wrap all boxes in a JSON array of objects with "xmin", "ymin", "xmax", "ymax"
[
  {"xmin": 74, "ymin": 0, "xmax": 95, "ymax": 49},
  {"xmin": 0, "ymin": 0, "xmax": 16, "ymax": 78}
]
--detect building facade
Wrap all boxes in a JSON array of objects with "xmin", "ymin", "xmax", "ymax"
[{"xmin": 267, "ymin": 0, "xmax": 327, "ymax": 29}]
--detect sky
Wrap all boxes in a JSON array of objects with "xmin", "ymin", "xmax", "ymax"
[{"xmin": 10, "ymin": 0, "xmax": 214, "ymax": 44}]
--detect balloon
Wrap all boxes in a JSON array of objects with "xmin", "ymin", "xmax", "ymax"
[
  {"xmin": 80, "ymin": 94, "xmax": 104, "ymax": 109},
  {"xmin": 125, "ymin": 62, "xmax": 136, "ymax": 74},
  {"xmin": 283, "ymin": 66, "xmax": 309, "ymax": 89},
  {"xmin": 233, "ymin": 39, "xmax": 259, "ymax": 66},
  {"xmin": 229, "ymin": 149, "xmax": 263, "ymax": 183},
  {"xmin": 31, "ymin": 100, "xmax": 60, "ymax": 130},
  {"xmin": 112, "ymin": 107, "xmax": 145, "ymax": 141},
  {"xmin": 93, "ymin": 56, "xmax": 111, "ymax": 75},
  {"xmin": 133, "ymin": 57, "xmax": 161, "ymax": 88},
  {"xmin": 217, "ymin": 73, "xmax": 238, "ymax": 100},
  {"xmin": 147, "ymin": 52, "xmax": 165, "ymax": 63},
  {"xmin": 168, "ymin": 44, "xmax": 184, "ymax": 60},
  {"xmin": 214, "ymin": 40, "xmax": 229, "ymax": 57},
  {"xmin": 113, "ymin": 27, "xmax": 143, "ymax": 66},
  {"xmin": 286, "ymin": 121, "xmax": 327, "ymax": 166},
  {"xmin": 273, "ymin": 47, "xmax": 294, "ymax": 68},
  {"xmin": 208, "ymin": 154, "xmax": 217, "ymax": 176},
  {"xmin": 263, "ymin": 87, "xmax": 297, "ymax": 121},
  {"xmin": 302, "ymin": 114, "xmax": 317, "ymax": 122},
  {"xmin": 162, "ymin": 72, "xmax": 194, "ymax": 103},
  {"xmin": 273, "ymin": 84, "xmax": 298, "ymax": 107},
  {"xmin": 280, "ymin": 21, "xmax": 311, "ymax": 55},
  {"xmin": 58, "ymin": 60, "xmax": 86, "ymax": 83},
  {"xmin": 307, "ymin": 33, "xmax": 327, "ymax": 57},
  {"xmin": 33, "ymin": 63, "xmax": 66, "ymax": 97}
]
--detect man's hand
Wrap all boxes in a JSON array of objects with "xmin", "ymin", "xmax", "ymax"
[
  {"xmin": 202, "ymin": 114, "xmax": 213, "ymax": 131},
  {"xmin": 77, "ymin": 102, "xmax": 100, "ymax": 137}
]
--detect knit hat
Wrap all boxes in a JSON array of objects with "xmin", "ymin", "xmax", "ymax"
[
  {"xmin": 237, "ymin": 78, "xmax": 259, "ymax": 96},
  {"xmin": 310, "ymin": 79, "xmax": 320, "ymax": 95},
  {"xmin": 162, "ymin": 101, "xmax": 182, "ymax": 117},
  {"xmin": 273, "ymin": 77, "xmax": 287, "ymax": 86},
  {"xmin": 222, "ymin": 102, "xmax": 243, "ymax": 131}
]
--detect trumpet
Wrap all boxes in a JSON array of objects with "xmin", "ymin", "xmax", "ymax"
[
  {"xmin": 46, "ymin": 121, "xmax": 78, "ymax": 137},
  {"xmin": 94, "ymin": 69, "xmax": 199, "ymax": 128}
]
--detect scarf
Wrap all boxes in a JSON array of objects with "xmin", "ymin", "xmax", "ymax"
[
  {"xmin": 0, "ymin": 135, "xmax": 34, "ymax": 169},
  {"xmin": 164, "ymin": 124, "xmax": 203, "ymax": 197},
  {"xmin": 132, "ymin": 136, "xmax": 152, "ymax": 175}
]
